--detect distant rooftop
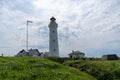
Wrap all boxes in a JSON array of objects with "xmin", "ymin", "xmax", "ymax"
[{"xmin": 69, "ymin": 50, "xmax": 85, "ymax": 55}]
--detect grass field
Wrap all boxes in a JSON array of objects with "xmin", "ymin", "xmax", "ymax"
[{"xmin": 0, "ymin": 57, "xmax": 96, "ymax": 80}]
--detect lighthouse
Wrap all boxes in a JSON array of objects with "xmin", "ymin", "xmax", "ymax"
[{"xmin": 48, "ymin": 17, "xmax": 59, "ymax": 57}]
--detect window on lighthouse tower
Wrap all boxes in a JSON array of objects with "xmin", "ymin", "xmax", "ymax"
[{"xmin": 53, "ymin": 40, "xmax": 55, "ymax": 42}]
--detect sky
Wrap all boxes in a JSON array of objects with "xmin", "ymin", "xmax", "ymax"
[{"xmin": 0, "ymin": 0, "xmax": 120, "ymax": 57}]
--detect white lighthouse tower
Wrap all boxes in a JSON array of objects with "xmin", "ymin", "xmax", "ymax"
[{"xmin": 49, "ymin": 17, "xmax": 59, "ymax": 57}]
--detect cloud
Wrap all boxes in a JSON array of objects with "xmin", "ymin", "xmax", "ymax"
[{"xmin": 0, "ymin": 0, "xmax": 120, "ymax": 57}]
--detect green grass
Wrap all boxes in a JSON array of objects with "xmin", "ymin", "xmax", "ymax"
[
  {"xmin": 0, "ymin": 57, "xmax": 96, "ymax": 80},
  {"xmin": 63, "ymin": 59, "xmax": 120, "ymax": 80}
]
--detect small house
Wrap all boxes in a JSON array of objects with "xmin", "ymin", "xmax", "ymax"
[
  {"xmin": 16, "ymin": 49, "xmax": 28, "ymax": 56},
  {"xmin": 68, "ymin": 50, "xmax": 85, "ymax": 58},
  {"xmin": 28, "ymin": 49, "xmax": 40, "ymax": 56},
  {"xmin": 16, "ymin": 49, "xmax": 47, "ymax": 58},
  {"xmin": 102, "ymin": 54, "xmax": 118, "ymax": 60}
]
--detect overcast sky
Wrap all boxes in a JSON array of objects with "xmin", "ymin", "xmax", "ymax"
[{"xmin": 0, "ymin": 0, "xmax": 120, "ymax": 57}]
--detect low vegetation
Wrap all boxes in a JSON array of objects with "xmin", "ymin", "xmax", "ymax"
[
  {"xmin": 47, "ymin": 57, "xmax": 120, "ymax": 80},
  {"xmin": 0, "ymin": 57, "xmax": 96, "ymax": 80},
  {"xmin": 63, "ymin": 59, "xmax": 120, "ymax": 80},
  {"xmin": 1, "ymin": 56, "xmax": 119, "ymax": 80}
]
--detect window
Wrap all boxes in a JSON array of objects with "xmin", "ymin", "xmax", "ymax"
[
  {"xmin": 53, "ymin": 30, "xmax": 55, "ymax": 33},
  {"xmin": 53, "ymin": 40, "xmax": 55, "ymax": 42},
  {"xmin": 53, "ymin": 49, "xmax": 55, "ymax": 51}
]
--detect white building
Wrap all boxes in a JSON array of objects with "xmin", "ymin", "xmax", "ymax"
[
  {"xmin": 16, "ymin": 49, "xmax": 28, "ymax": 56},
  {"xmin": 49, "ymin": 17, "xmax": 59, "ymax": 57},
  {"xmin": 16, "ymin": 49, "xmax": 44, "ymax": 58},
  {"xmin": 28, "ymin": 49, "xmax": 41, "ymax": 56},
  {"xmin": 68, "ymin": 50, "xmax": 85, "ymax": 58}
]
